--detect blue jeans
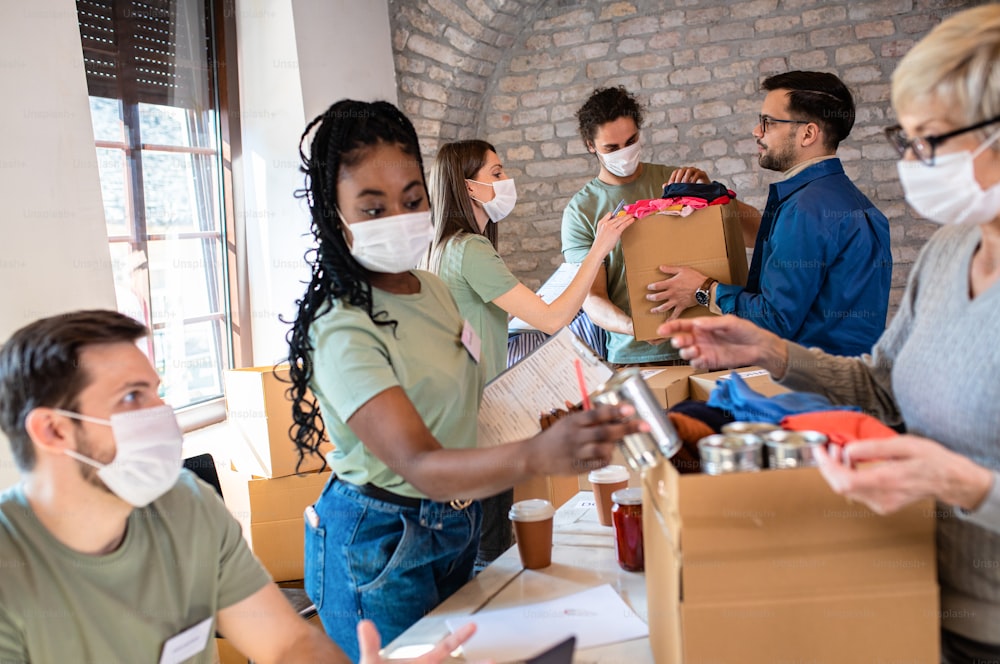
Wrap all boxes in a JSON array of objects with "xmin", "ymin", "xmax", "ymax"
[{"xmin": 304, "ymin": 477, "xmax": 482, "ymax": 662}]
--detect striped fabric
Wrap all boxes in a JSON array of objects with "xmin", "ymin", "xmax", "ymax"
[{"xmin": 506, "ymin": 311, "xmax": 607, "ymax": 368}]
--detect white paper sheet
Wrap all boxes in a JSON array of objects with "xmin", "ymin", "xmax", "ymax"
[
  {"xmin": 446, "ymin": 584, "xmax": 648, "ymax": 662},
  {"xmin": 477, "ymin": 328, "xmax": 613, "ymax": 447},
  {"xmin": 508, "ymin": 263, "xmax": 581, "ymax": 332}
]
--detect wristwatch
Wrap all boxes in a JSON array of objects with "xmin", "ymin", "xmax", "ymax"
[{"xmin": 695, "ymin": 277, "xmax": 717, "ymax": 307}]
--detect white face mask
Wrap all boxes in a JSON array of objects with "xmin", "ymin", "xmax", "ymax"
[
  {"xmin": 896, "ymin": 129, "xmax": 1000, "ymax": 226},
  {"xmin": 57, "ymin": 404, "xmax": 184, "ymax": 508},
  {"xmin": 344, "ymin": 210, "xmax": 434, "ymax": 274},
  {"xmin": 597, "ymin": 140, "xmax": 642, "ymax": 178},
  {"xmin": 467, "ymin": 177, "xmax": 517, "ymax": 222}
]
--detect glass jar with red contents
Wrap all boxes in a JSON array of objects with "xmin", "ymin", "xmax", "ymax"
[{"xmin": 611, "ymin": 488, "xmax": 644, "ymax": 572}]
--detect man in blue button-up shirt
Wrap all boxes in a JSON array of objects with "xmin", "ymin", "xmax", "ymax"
[{"xmin": 650, "ymin": 71, "xmax": 891, "ymax": 357}]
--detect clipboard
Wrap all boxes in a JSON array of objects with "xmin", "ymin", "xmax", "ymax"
[
  {"xmin": 508, "ymin": 263, "xmax": 581, "ymax": 333},
  {"xmin": 477, "ymin": 328, "xmax": 613, "ymax": 447}
]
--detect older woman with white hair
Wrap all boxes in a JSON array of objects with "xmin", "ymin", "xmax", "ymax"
[{"xmin": 659, "ymin": 5, "xmax": 1000, "ymax": 661}]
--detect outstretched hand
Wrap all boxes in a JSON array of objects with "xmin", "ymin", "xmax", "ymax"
[
  {"xmin": 359, "ymin": 620, "xmax": 487, "ymax": 664},
  {"xmin": 656, "ymin": 315, "xmax": 781, "ymax": 371}
]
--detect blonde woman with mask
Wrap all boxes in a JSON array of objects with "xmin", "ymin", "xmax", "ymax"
[
  {"xmin": 661, "ymin": 6, "xmax": 1000, "ymax": 660},
  {"xmin": 427, "ymin": 139, "xmax": 635, "ymax": 566}
]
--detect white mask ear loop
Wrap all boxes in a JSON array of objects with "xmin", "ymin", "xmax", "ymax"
[
  {"xmin": 52, "ymin": 408, "xmax": 111, "ymax": 427},
  {"xmin": 52, "ymin": 409, "xmax": 113, "ymax": 469},
  {"xmin": 971, "ymin": 128, "xmax": 1000, "ymax": 159}
]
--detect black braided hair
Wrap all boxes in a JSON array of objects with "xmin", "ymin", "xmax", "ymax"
[{"xmin": 285, "ymin": 99, "xmax": 428, "ymax": 470}]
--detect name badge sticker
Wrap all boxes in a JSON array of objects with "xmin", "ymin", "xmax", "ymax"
[
  {"xmin": 461, "ymin": 320, "xmax": 481, "ymax": 364},
  {"xmin": 159, "ymin": 616, "xmax": 214, "ymax": 664}
]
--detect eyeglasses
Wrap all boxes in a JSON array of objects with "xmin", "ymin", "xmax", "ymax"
[
  {"xmin": 758, "ymin": 114, "xmax": 809, "ymax": 135},
  {"xmin": 884, "ymin": 115, "xmax": 1000, "ymax": 165}
]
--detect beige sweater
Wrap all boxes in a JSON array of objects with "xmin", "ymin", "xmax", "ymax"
[{"xmin": 781, "ymin": 223, "xmax": 1000, "ymax": 644}]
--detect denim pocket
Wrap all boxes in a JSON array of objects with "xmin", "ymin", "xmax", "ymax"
[
  {"xmin": 303, "ymin": 514, "xmax": 325, "ymax": 610},
  {"xmin": 348, "ymin": 513, "xmax": 415, "ymax": 593}
]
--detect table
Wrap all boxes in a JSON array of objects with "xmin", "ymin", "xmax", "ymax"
[{"xmin": 383, "ymin": 492, "xmax": 654, "ymax": 662}]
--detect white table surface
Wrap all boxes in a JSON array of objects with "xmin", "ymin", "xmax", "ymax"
[{"xmin": 383, "ymin": 492, "xmax": 654, "ymax": 663}]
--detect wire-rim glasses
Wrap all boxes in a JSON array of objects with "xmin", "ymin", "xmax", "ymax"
[{"xmin": 884, "ymin": 115, "xmax": 1000, "ymax": 166}]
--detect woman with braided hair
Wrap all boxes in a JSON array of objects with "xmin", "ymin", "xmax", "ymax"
[{"xmin": 286, "ymin": 99, "xmax": 643, "ymax": 659}]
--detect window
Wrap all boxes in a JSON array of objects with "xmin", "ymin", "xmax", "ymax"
[{"xmin": 77, "ymin": 0, "xmax": 237, "ymax": 412}]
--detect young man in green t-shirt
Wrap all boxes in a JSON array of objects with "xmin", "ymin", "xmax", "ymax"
[
  {"xmin": 0, "ymin": 310, "xmax": 473, "ymax": 664},
  {"xmin": 561, "ymin": 86, "xmax": 759, "ymax": 365}
]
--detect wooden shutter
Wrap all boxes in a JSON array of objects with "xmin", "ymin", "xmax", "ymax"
[{"xmin": 77, "ymin": 0, "xmax": 210, "ymax": 108}]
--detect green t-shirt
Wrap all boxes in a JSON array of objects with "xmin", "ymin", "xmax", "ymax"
[
  {"xmin": 0, "ymin": 471, "xmax": 270, "ymax": 664},
  {"xmin": 435, "ymin": 233, "xmax": 520, "ymax": 381},
  {"xmin": 309, "ymin": 270, "xmax": 484, "ymax": 497},
  {"xmin": 561, "ymin": 162, "xmax": 680, "ymax": 364}
]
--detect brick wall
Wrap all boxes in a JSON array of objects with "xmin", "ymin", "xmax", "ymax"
[{"xmin": 389, "ymin": 0, "xmax": 987, "ymax": 314}]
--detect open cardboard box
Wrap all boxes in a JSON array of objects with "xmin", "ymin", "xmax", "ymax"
[
  {"xmin": 224, "ymin": 365, "xmax": 331, "ymax": 478},
  {"xmin": 642, "ymin": 461, "xmax": 939, "ymax": 663},
  {"xmin": 688, "ymin": 365, "xmax": 790, "ymax": 401},
  {"xmin": 621, "ymin": 202, "xmax": 748, "ymax": 341}
]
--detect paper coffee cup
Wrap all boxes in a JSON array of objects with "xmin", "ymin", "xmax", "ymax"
[
  {"xmin": 588, "ymin": 465, "xmax": 629, "ymax": 527},
  {"xmin": 508, "ymin": 499, "xmax": 555, "ymax": 569}
]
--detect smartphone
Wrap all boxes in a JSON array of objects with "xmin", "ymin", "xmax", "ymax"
[
  {"xmin": 304, "ymin": 505, "xmax": 320, "ymax": 528},
  {"xmin": 524, "ymin": 636, "xmax": 576, "ymax": 664}
]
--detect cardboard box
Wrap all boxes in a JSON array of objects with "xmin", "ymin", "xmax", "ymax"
[
  {"xmin": 637, "ymin": 365, "xmax": 701, "ymax": 408},
  {"xmin": 621, "ymin": 202, "xmax": 748, "ymax": 341},
  {"xmin": 643, "ymin": 462, "xmax": 939, "ymax": 663},
  {"xmin": 217, "ymin": 464, "xmax": 331, "ymax": 582},
  {"xmin": 223, "ymin": 365, "xmax": 330, "ymax": 478},
  {"xmin": 688, "ymin": 365, "xmax": 791, "ymax": 401}
]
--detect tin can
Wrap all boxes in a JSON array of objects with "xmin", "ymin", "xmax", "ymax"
[
  {"xmin": 721, "ymin": 421, "xmax": 781, "ymax": 436},
  {"xmin": 592, "ymin": 368, "xmax": 682, "ymax": 472},
  {"xmin": 763, "ymin": 430, "xmax": 827, "ymax": 469},
  {"xmin": 611, "ymin": 488, "xmax": 644, "ymax": 572},
  {"xmin": 698, "ymin": 433, "xmax": 764, "ymax": 475}
]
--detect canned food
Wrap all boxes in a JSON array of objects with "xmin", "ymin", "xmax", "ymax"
[
  {"xmin": 698, "ymin": 433, "xmax": 764, "ymax": 475},
  {"xmin": 721, "ymin": 421, "xmax": 781, "ymax": 436},
  {"xmin": 763, "ymin": 430, "xmax": 828, "ymax": 469},
  {"xmin": 592, "ymin": 368, "xmax": 682, "ymax": 472}
]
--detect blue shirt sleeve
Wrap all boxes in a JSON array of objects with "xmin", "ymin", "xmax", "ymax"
[{"xmin": 715, "ymin": 199, "xmax": 832, "ymax": 340}]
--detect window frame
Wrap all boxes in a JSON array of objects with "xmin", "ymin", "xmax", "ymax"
[{"xmin": 79, "ymin": 0, "xmax": 249, "ymax": 430}]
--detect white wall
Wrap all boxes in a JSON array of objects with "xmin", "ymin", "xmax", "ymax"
[
  {"xmin": 293, "ymin": 0, "xmax": 398, "ymax": 120},
  {"xmin": 0, "ymin": 0, "xmax": 400, "ymax": 488},
  {"xmin": 0, "ymin": 1, "xmax": 117, "ymax": 489},
  {"xmin": 237, "ymin": 0, "xmax": 397, "ymax": 365},
  {"xmin": 234, "ymin": 0, "xmax": 311, "ymax": 367}
]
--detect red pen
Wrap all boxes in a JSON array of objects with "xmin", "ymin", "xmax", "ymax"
[{"xmin": 574, "ymin": 357, "xmax": 592, "ymax": 410}]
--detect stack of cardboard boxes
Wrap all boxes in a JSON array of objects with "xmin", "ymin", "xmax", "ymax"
[{"xmin": 219, "ymin": 365, "xmax": 332, "ymax": 583}]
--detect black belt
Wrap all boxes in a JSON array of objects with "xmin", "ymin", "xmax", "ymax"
[{"xmin": 349, "ymin": 480, "xmax": 423, "ymax": 508}]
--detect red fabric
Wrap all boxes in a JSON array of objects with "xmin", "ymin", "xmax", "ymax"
[
  {"xmin": 780, "ymin": 410, "xmax": 897, "ymax": 446},
  {"xmin": 623, "ymin": 192, "xmax": 733, "ymax": 219}
]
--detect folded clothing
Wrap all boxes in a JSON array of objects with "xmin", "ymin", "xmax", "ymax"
[
  {"xmin": 661, "ymin": 180, "xmax": 736, "ymax": 202},
  {"xmin": 666, "ymin": 411, "xmax": 716, "ymax": 474},
  {"xmin": 706, "ymin": 372, "xmax": 858, "ymax": 423},
  {"xmin": 780, "ymin": 410, "xmax": 898, "ymax": 446}
]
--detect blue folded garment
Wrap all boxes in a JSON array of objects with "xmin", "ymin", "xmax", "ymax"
[{"xmin": 706, "ymin": 372, "xmax": 858, "ymax": 423}]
